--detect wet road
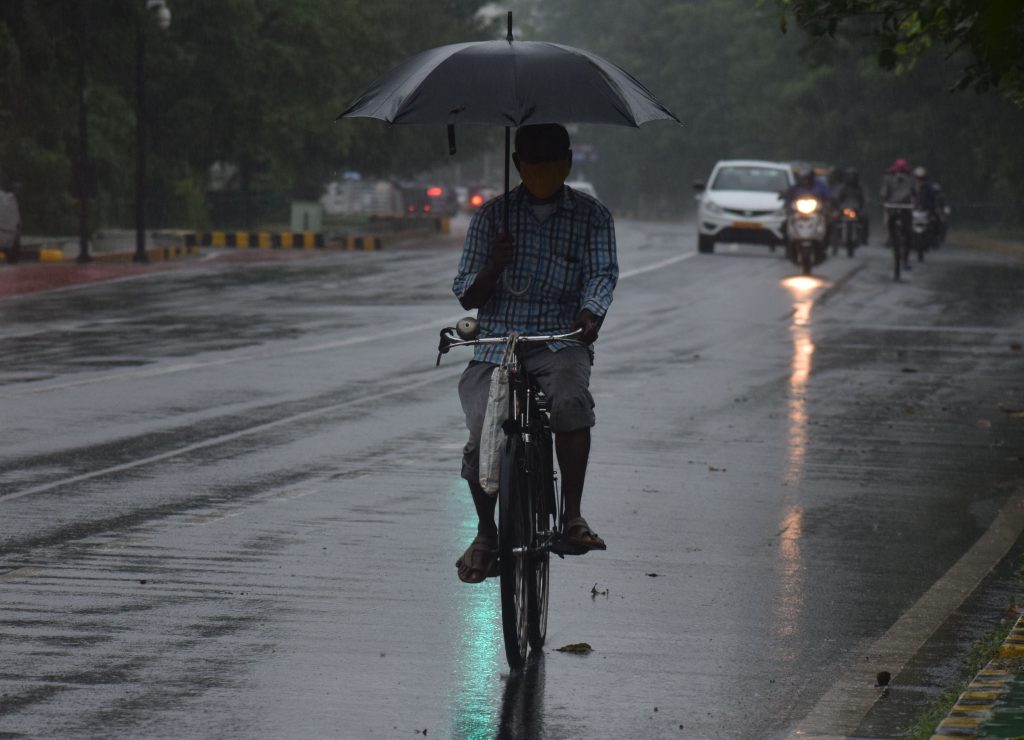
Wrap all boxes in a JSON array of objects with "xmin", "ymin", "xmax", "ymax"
[{"xmin": 1, "ymin": 220, "xmax": 1023, "ymax": 739}]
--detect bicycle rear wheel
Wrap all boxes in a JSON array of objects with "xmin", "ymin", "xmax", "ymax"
[
  {"xmin": 892, "ymin": 224, "xmax": 902, "ymax": 281},
  {"xmin": 498, "ymin": 435, "xmax": 530, "ymax": 671},
  {"xmin": 527, "ymin": 433, "xmax": 553, "ymax": 650}
]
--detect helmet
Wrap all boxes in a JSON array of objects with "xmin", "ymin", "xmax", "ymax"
[
  {"xmin": 892, "ymin": 158, "xmax": 910, "ymax": 174},
  {"xmin": 913, "ymin": 166, "xmax": 927, "ymax": 179},
  {"xmin": 792, "ymin": 164, "xmax": 814, "ymax": 187}
]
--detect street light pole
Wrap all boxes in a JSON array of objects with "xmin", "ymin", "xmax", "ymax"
[
  {"xmin": 134, "ymin": 14, "xmax": 147, "ymax": 263},
  {"xmin": 134, "ymin": 0, "xmax": 171, "ymax": 264},
  {"xmin": 75, "ymin": 6, "xmax": 92, "ymax": 264}
]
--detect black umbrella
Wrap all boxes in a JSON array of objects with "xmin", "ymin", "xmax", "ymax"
[{"xmin": 337, "ymin": 13, "xmax": 680, "ymax": 229}]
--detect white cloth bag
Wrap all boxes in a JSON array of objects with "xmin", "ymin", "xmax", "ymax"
[{"xmin": 478, "ymin": 365, "xmax": 509, "ymax": 496}]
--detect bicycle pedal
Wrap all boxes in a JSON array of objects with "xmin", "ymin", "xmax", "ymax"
[{"xmin": 550, "ymin": 539, "xmax": 589, "ymax": 557}]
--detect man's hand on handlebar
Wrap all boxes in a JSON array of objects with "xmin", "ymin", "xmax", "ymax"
[{"xmin": 571, "ymin": 308, "xmax": 602, "ymax": 345}]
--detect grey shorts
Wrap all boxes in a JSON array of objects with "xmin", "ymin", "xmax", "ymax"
[{"xmin": 458, "ymin": 345, "xmax": 595, "ymax": 483}]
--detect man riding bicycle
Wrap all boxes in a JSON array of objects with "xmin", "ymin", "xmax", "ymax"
[
  {"xmin": 881, "ymin": 158, "xmax": 915, "ymax": 269},
  {"xmin": 451, "ymin": 123, "xmax": 618, "ymax": 583}
]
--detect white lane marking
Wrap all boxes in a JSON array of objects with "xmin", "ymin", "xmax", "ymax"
[
  {"xmin": 0, "ymin": 369, "xmax": 461, "ymax": 504},
  {"xmin": 0, "ymin": 314, "xmax": 468, "ymax": 399},
  {"xmin": 4, "ymin": 251, "xmax": 696, "ymax": 399},
  {"xmin": 786, "ymin": 490, "xmax": 1024, "ymax": 739},
  {"xmin": 619, "ymin": 251, "xmax": 697, "ymax": 279},
  {"xmin": 0, "ymin": 249, "xmax": 695, "ymax": 501}
]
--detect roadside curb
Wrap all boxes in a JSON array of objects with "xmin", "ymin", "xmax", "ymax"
[
  {"xmin": 931, "ymin": 613, "xmax": 1024, "ymax": 738},
  {"xmin": 0, "ymin": 219, "xmax": 453, "ymax": 264}
]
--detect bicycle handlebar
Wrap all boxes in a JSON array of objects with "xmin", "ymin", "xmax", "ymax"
[{"xmin": 436, "ymin": 325, "xmax": 583, "ymax": 366}]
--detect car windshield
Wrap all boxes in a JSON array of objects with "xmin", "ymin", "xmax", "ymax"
[{"xmin": 711, "ymin": 166, "xmax": 789, "ymax": 193}]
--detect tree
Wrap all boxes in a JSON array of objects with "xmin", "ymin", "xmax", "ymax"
[
  {"xmin": 0, "ymin": 0, "xmax": 491, "ymax": 232},
  {"xmin": 774, "ymin": 0, "xmax": 1024, "ymax": 107}
]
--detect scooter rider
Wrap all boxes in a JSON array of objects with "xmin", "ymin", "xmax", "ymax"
[
  {"xmin": 913, "ymin": 166, "xmax": 947, "ymax": 246},
  {"xmin": 781, "ymin": 164, "xmax": 835, "ymax": 262},
  {"xmin": 833, "ymin": 167, "xmax": 869, "ymax": 244}
]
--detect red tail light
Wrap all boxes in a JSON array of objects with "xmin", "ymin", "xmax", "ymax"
[{"xmin": 470, "ymin": 194, "xmax": 484, "ymax": 207}]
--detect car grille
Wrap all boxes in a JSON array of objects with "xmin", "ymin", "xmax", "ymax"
[{"xmin": 723, "ymin": 208, "xmax": 775, "ymax": 217}]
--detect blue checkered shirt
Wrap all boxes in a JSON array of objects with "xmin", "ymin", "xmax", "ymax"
[{"xmin": 452, "ymin": 184, "xmax": 618, "ymax": 364}]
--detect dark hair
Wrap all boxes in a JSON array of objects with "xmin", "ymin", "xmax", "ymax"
[{"xmin": 514, "ymin": 124, "xmax": 570, "ymax": 162}]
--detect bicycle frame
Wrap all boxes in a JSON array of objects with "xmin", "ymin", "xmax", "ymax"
[
  {"xmin": 438, "ymin": 327, "xmax": 583, "ymax": 550},
  {"xmin": 438, "ymin": 324, "xmax": 582, "ymax": 669}
]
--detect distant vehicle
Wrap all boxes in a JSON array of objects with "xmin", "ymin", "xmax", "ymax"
[
  {"xmin": 399, "ymin": 183, "xmax": 458, "ymax": 217},
  {"xmin": 693, "ymin": 160, "xmax": 793, "ymax": 254},
  {"xmin": 566, "ymin": 179, "xmax": 599, "ymax": 200},
  {"xmin": 465, "ymin": 184, "xmax": 500, "ymax": 212}
]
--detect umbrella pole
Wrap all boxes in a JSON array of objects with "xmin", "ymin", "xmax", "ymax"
[{"xmin": 503, "ymin": 126, "xmax": 510, "ymax": 234}]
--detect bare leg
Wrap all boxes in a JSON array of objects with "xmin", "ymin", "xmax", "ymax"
[
  {"xmin": 468, "ymin": 480, "xmax": 498, "ymax": 540},
  {"xmin": 555, "ymin": 426, "xmax": 590, "ymax": 521}
]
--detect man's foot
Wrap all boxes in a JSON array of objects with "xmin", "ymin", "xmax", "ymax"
[
  {"xmin": 563, "ymin": 516, "xmax": 607, "ymax": 552},
  {"xmin": 456, "ymin": 534, "xmax": 498, "ymax": 583}
]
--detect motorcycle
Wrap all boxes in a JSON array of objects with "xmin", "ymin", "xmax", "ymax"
[
  {"xmin": 837, "ymin": 206, "xmax": 862, "ymax": 258},
  {"xmin": 911, "ymin": 207, "xmax": 936, "ymax": 262},
  {"xmin": 785, "ymin": 196, "xmax": 828, "ymax": 276}
]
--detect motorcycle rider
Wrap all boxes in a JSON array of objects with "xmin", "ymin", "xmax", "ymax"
[
  {"xmin": 781, "ymin": 164, "xmax": 834, "ymax": 263},
  {"xmin": 782, "ymin": 164, "xmax": 834, "ymax": 207},
  {"xmin": 833, "ymin": 167, "xmax": 869, "ymax": 245},
  {"xmin": 913, "ymin": 166, "xmax": 948, "ymax": 247},
  {"xmin": 880, "ymin": 158, "xmax": 915, "ymax": 268}
]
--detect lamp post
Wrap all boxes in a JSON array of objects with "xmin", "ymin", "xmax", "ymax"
[
  {"xmin": 134, "ymin": 0, "xmax": 171, "ymax": 263},
  {"xmin": 74, "ymin": 4, "xmax": 93, "ymax": 263}
]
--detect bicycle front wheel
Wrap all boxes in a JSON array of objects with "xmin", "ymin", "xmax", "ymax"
[
  {"xmin": 498, "ymin": 435, "xmax": 530, "ymax": 671},
  {"xmin": 527, "ymin": 434, "xmax": 553, "ymax": 650}
]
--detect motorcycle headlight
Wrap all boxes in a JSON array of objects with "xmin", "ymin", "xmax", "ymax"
[
  {"xmin": 795, "ymin": 198, "xmax": 819, "ymax": 215},
  {"xmin": 703, "ymin": 199, "xmax": 724, "ymax": 215}
]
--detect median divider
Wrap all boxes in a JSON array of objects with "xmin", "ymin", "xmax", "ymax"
[
  {"xmin": 184, "ymin": 231, "xmax": 386, "ymax": 251},
  {"xmin": 4, "ymin": 218, "xmax": 450, "ymax": 264}
]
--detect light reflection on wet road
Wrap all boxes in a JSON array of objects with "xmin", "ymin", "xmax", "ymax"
[{"xmin": 1, "ymin": 222, "xmax": 1023, "ymax": 738}]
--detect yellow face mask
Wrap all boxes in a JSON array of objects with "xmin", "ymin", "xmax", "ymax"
[{"xmin": 518, "ymin": 158, "xmax": 571, "ymax": 200}]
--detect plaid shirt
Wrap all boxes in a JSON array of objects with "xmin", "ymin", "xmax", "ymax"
[{"xmin": 453, "ymin": 184, "xmax": 618, "ymax": 364}]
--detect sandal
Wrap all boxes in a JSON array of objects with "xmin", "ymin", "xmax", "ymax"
[
  {"xmin": 563, "ymin": 516, "xmax": 607, "ymax": 552},
  {"xmin": 456, "ymin": 534, "xmax": 498, "ymax": 583}
]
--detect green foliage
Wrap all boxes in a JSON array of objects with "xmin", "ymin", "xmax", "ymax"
[
  {"xmin": 775, "ymin": 0, "xmax": 1024, "ymax": 106},
  {"xmin": 505, "ymin": 0, "xmax": 1024, "ymax": 223},
  {"xmin": 0, "ymin": 0, "xmax": 489, "ymax": 232},
  {"xmin": 2, "ymin": 0, "xmax": 1023, "ymax": 230}
]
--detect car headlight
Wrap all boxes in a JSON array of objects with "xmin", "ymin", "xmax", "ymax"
[{"xmin": 703, "ymin": 199, "xmax": 724, "ymax": 215}]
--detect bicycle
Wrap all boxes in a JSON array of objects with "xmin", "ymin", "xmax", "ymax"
[
  {"xmin": 437, "ymin": 319, "xmax": 584, "ymax": 671},
  {"xmin": 885, "ymin": 203, "xmax": 913, "ymax": 281}
]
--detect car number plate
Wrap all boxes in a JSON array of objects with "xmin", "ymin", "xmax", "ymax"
[{"xmin": 731, "ymin": 221, "xmax": 762, "ymax": 229}]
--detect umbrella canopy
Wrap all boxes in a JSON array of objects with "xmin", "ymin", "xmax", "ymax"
[
  {"xmin": 337, "ymin": 39, "xmax": 679, "ymax": 128},
  {"xmin": 337, "ymin": 14, "xmax": 679, "ymax": 233}
]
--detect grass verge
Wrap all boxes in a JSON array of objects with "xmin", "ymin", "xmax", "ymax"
[{"xmin": 902, "ymin": 614, "xmax": 1018, "ymax": 739}]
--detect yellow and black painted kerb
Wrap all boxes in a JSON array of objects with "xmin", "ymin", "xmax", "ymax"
[
  {"xmin": 93, "ymin": 244, "xmax": 202, "ymax": 262},
  {"xmin": 930, "ymin": 613, "xmax": 1024, "ymax": 737},
  {"xmin": 183, "ymin": 232, "xmax": 383, "ymax": 251}
]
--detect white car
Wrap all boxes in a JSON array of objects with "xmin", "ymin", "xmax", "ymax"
[
  {"xmin": 694, "ymin": 160, "xmax": 792, "ymax": 253},
  {"xmin": 566, "ymin": 179, "xmax": 599, "ymax": 200}
]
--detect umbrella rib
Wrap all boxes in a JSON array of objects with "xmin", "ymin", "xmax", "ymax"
[{"xmin": 546, "ymin": 42, "xmax": 679, "ymax": 126}]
